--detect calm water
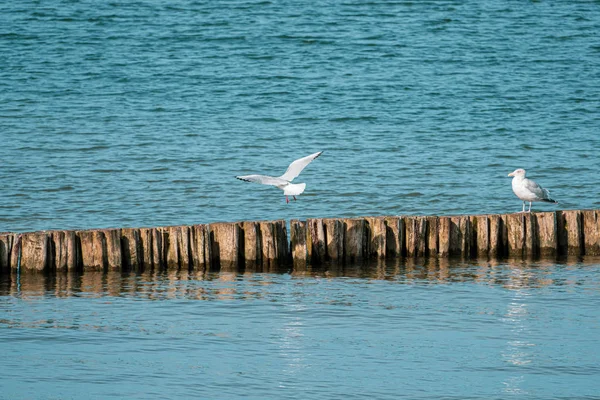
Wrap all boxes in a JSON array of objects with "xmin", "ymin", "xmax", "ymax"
[
  {"xmin": 1, "ymin": 0, "xmax": 600, "ymax": 233},
  {"xmin": 1, "ymin": 259, "xmax": 600, "ymax": 399},
  {"xmin": 2, "ymin": 1, "xmax": 600, "ymax": 399}
]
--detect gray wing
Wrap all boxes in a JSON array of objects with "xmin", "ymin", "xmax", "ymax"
[
  {"xmin": 279, "ymin": 151, "xmax": 323, "ymax": 182},
  {"xmin": 236, "ymin": 174, "xmax": 287, "ymax": 186},
  {"xmin": 523, "ymin": 178, "xmax": 551, "ymax": 200}
]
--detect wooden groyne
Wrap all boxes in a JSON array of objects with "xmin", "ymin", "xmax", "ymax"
[{"xmin": 1, "ymin": 210, "xmax": 600, "ymax": 274}]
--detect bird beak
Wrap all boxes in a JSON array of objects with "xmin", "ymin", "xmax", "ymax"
[{"xmin": 508, "ymin": 172, "xmax": 514, "ymax": 177}]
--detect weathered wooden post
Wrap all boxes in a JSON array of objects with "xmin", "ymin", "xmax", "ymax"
[
  {"xmin": 438, "ymin": 217, "xmax": 451, "ymax": 257},
  {"xmin": 190, "ymin": 224, "xmax": 210, "ymax": 271},
  {"xmin": 20, "ymin": 231, "xmax": 52, "ymax": 272},
  {"xmin": 209, "ymin": 222, "xmax": 241, "ymax": 271},
  {"xmin": 0, "ymin": 233, "xmax": 15, "ymax": 273},
  {"xmin": 163, "ymin": 226, "xmax": 178, "ymax": 270},
  {"xmin": 343, "ymin": 218, "xmax": 367, "ymax": 263},
  {"xmin": 384, "ymin": 216, "xmax": 404, "ymax": 258},
  {"xmin": 259, "ymin": 221, "xmax": 276, "ymax": 264},
  {"xmin": 524, "ymin": 213, "xmax": 538, "ymax": 258},
  {"xmin": 558, "ymin": 210, "xmax": 583, "ymax": 256},
  {"xmin": 581, "ymin": 210, "xmax": 600, "ymax": 256},
  {"xmin": 365, "ymin": 217, "xmax": 387, "ymax": 259},
  {"xmin": 324, "ymin": 218, "xmax": 344, "ymax": 262},
  {"xmin": 77, "ymin": 229, "xmax": 106, "ymax": 270},
  {"xmin": 505, "ymin": 213, "xmax": 526, "ymax": 258},
  {"xmin": 10, "ymin": 235, "xmax": 20, "ymax": 271},
  {"xmin": 51, "ymin": 230, "xmax": 78, "ymax": 271},
  {"xmin": 449, "ymin": 216, "xmax": 471, "ymax": 257},
  {"xmin": 405, "ymin": 216, "xmax": 427, "ymax": 257},
  {"xmin": 259, "ymin": 220, "xmax": 288, "ymax": 269},
  {"xmin": 532, "ymin": 212, "xmax": 558, "ymax": 257},
  {"xmin": 290, "ymin": 219, "xmax": 307, "ymax": 268},
  {"xmin": 306, "ymin": 218, "xmax": 326, "ymax": 264},
  {"xmin": 164, "ymin": 225, "xmax": 191, "ymax": 271},
  {"xmin": 138, "ymin": 227, "xmax": 155, "ymax": 271},
  {"xmin": 426, "ymin": 216, "xmax": 439, "ymax": 257},
  {"xmin": 150, "ymin": 227, "xmax": 165, "ymax": 270},
  {"xmin": 121, "ymin": 228, "xmax": 143, "ymax": 271},
  {"xmin": 275, "ymin": 220, "xmax": 289, "ymax": 264},
  {"xmin": 241, "ymin": 221, "xmax": 262, "ymax": 270},
  {"xmin": 179, "ymin": 225, "xmax": 192, "ymax": 270},
  {"xmin": 488, "ymin": 214, "xmax": 505, "ymax": 258},
  {"xmin": 470, "ymin": 215, "xmax": 490, "ymax": 258},
  {"xmin": 103, "ymin": 229, "xmax": 122, "ymax": 271}
]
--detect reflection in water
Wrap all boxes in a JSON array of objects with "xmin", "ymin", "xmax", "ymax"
[
  {"xmin": 502, "ymin": 268, "xmax": 535, "ymax": 395},
  {"xmin": 1, "ymin": 257, "xmax": 600, "ymax": 400},
  {"xmin": 1, "ymin": 256, "xmax": 599, "ymax": 299},
  {"xmin": 278, "ymin": 301, "xmax": 308, "ymax": 386}
]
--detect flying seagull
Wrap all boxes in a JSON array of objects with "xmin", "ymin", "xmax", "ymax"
[
  {"xmin": 236, "ymin": 151, "xmax": 323, "ymax": 203},
  {"xmin": 508, "ymin": 168, "xmax": 558, "ymax": 212}
]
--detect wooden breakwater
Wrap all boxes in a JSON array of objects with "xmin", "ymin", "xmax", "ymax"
[{"xmin": 1, "ymin": 209, "xmax": 600, "ymax": 274}]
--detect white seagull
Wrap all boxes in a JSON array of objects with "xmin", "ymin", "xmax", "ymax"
[
  {"xmin": 236, "ymin": 151, "xmax": 323, "ymax": 203},
  {"xmin": 508, "ymin": 168, "xmax": 558, "ymax": 213}
]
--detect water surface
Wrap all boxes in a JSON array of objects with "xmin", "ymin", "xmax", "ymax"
[
  {"xmin": 1, "ymin": 0, "xmax": 599, "ymax": 232},
  {"xmin": 1, "ymin": 259, "xmax": 600, "ymax": 399},
  {"xmin": 2, "ymin": 2, "xmax": 600, "ymax": 398}
]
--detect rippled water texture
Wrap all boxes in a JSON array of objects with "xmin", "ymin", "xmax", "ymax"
[
  {"xmin": 1, "ymin": 260, "xmax": 600, "ymax": 399},
  {"xmin": 1, "ymin": 0, "xmax": 599, "ymax": 233},
  {"xmin": 2, "ymin": 3, "xmax": 600, "ymax": 398}
]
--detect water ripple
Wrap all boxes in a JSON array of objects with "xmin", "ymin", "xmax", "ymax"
[
  {"xmin": 0, "ymin": 1, "xmax": 599, "ymax": 239},
  {"xmin": 2, "ymin": 260, "xmax": 599, "ymax": 399}
]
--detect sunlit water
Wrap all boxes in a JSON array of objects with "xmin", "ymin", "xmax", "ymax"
[
  {"xmin": 1, "ymin": 0, "xmax": 600, "ymax": 233},
  {"xmin": 1, "ymin": 259, "xmax": 600, "ymax": 399},
  {"xmin": 2, "ymin": 1, "xmax": 600, "ymax": 398}
]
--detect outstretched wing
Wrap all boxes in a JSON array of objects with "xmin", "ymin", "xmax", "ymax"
[
  {"xmin": 279, "ymin": 151, "xmax": 323, "ymax": 182},
  {"xmin": 523, "ymin": 178, "xmax": 550, "ymax": 200},
  {"xmin": 236, "ymin": 174, "xmax": 286, "ymax": 186}
]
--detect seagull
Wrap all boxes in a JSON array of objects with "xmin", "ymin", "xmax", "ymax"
[
  {"xmin": 236, "ymin": 151, "xmax": 323, "ymax": 203},
  {"xmin": 507, "ymin": 168, "xmax": 558, "ymax": 212}
]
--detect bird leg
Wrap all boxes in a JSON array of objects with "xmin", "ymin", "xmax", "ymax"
[
  {"xmin": 528, "ymin": 202, "xmax": 532, "ymax": 213},
  {"xmin": 286, "ymin": 196, "xmax": 289, "ymax": 204},
  {"xmin": 522, "ymin": 202, "xmax": 526, "ymax": 213},
  {"xmin": 293, "ymin": 196, "xmax": 297, "ymax": 201}
]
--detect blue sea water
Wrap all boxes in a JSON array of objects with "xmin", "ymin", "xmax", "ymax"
[
  {"xmin": 1, "ymin": 259, "xmax": 600, "ymax": 399},
  {"xmin": 1, "ymin": 1, "xmax": 600, "ymax": 399},
  {"xmin": 1, "ymin": 0, "xmax": 599, "ymax": 233}
]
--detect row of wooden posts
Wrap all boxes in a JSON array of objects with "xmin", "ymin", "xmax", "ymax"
[{"xmin": 1, "ymin": 209, "xmax": 599, "ymax": 274}]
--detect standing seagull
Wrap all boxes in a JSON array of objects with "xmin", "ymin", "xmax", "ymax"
[
  {"xmin": 236, "ymin": 151, "xmax": 323, "ymax": 203},
  {"xmin": 508, "ymin": 168, "xmax": 558, "ymax": 212}
]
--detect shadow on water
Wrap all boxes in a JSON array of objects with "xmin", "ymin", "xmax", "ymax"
[{"xmin": 1, "ymin": 256, "xmax": 599, "ymax": 299}]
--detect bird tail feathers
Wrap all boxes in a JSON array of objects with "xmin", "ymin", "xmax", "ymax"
[
  {"xmin": 283, "ymin": 183, "xmax": 306, "ymax": 196},
  {"xmin": 542, "ymin": 198, "xmax": 558, "ymax": 204},
  {"xmin": 542, "ymin": 188, "xmax": 558, "ymax": 204}
]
